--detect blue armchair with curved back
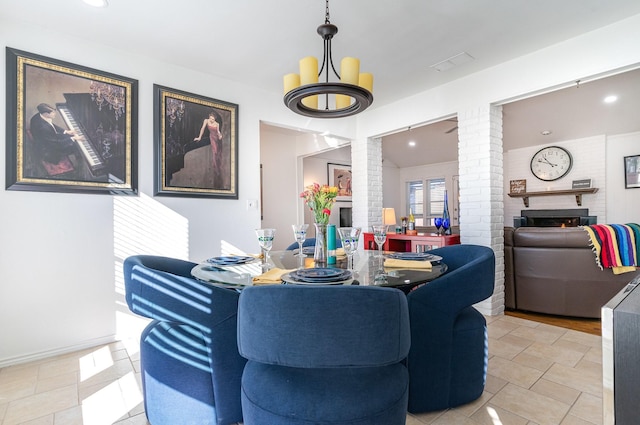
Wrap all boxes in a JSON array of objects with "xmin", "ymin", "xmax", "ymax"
[
  {"xmin": 406, "ymin": 244, "xmax": 495, "ymax": 413},
  {"xmin": 237, "ymin": 284, "xmax": 410, "ymax": 425},
  {"xmin": 123, "ymin": 255, "xmax": 246, "ymax": 425}
]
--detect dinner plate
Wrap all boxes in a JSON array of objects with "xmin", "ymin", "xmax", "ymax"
[
  {"xmin": 191, "ymin": 265, "xmax": 253, "ymax": 288},
  {"xmin": 206, "ymin": 256, "xmax": 257, "ymax": 266},
  {"xmin": 385, "ymin": 252, "xmax": 442, "ymax": 262},
  {"xmin": 293, "ymin": 268, "xmax": 345, "ymax": 279},
  {"xmin": 281, "ymin": 272, "xmax": 354, "ymax": 286},
  {"xmin": 289, "ymin": 268, "xmax": 352, "ymax": 283},
  {"xmin": 302, "ymin": 246, "xmax": 315, "ymax": 255}
]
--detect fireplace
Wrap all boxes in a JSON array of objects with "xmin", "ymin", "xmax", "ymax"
[{"xmin": 514, "ymin": 209, "xmax": 597, "ymax": 228}]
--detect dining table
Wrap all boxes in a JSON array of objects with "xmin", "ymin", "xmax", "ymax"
[{"xmin": 191, "ymin": 249, "xmax": 448, "ymax": 294}]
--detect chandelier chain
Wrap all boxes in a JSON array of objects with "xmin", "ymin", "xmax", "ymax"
[{"xmin": 325, "ymin": 0, "xmax": 330, "ymax": 24}]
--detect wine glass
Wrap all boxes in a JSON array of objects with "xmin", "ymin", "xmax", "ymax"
[
  {"xmin": 441, "ymin": 218, "xmax": 450, "ymax": 235},
  {"xmin": 338, "ymin": 227, "xmax": 361, "ymax": 270},
  {"xmin": 292, "ymin": 224, "xmax": 309, "ymax": 257},
  {"xmin": 372, "ymin": 225, "xmax": 387, "ymax": 258},
  {"xmin": 255, "ymin": 228, "xmax": 276, "ymax": 270},
  {"xmin": 434, "ymin": 217, "xmax": 443, "ymax": 235}
]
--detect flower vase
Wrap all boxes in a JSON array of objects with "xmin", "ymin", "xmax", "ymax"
[
  {"xmin": 314, "ymin": 223, "xmax": 328, "ymax": 266},
  {"xmin": 443, "ymin": 190, "xmax": 452, "ymax": 235}
]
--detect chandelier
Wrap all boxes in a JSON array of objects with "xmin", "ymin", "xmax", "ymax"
[
  {"xmin": 89, "ymin": 81, "xmax": 125, "ymax": 120},
  {"xmin": 283, "ymin": 0, "xmax": 373, "ymax": 118},
  {"xmin": 166, "ymin": 98, "xmax": 186, "ymax": 127}
]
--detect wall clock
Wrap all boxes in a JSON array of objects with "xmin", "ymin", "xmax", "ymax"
[{"xmin": 530, "ymin": 146, "xmax": 573, "ymax": 181}]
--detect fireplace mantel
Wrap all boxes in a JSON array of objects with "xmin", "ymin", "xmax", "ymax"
[{"xmin": 508, "ymin": 187, "xmax": 598, "ymax": 207}]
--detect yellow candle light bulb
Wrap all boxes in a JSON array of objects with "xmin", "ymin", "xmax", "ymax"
[
  {"xmin": 283, "ymin": 73, "xmax": 300, "ymax": 95},
  {"xmin": 299, "ymin": 56, "xmax": 318, "ymax": 109},
  {"xmin": 336, "ymin": 57, "xmax": 360, "ymax": 109},
  {"xmin": 359, "ymin": 72, "xmax": 373, "ymax": 92}
]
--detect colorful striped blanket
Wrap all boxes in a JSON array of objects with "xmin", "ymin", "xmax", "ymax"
[{"xmin": 582, "ymin": 224, "xmax": 640, "ymax": 274}]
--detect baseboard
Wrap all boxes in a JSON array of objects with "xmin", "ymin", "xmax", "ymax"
[{"xmin": 0, "ymin": 334, "xmax": 117, "ymax": 368}]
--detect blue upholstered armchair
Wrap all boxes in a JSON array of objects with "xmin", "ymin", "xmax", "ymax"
[
  {"xmin": 406, "ymin": 244, "xmax": 495, "ymax": 413},
  {"xmin": 237, "ymin": 285, "xmax": 410, "ymax": 425},
  {"xmin": 123, "ymin": 255, "xmax": 246, "ymax": 425}
]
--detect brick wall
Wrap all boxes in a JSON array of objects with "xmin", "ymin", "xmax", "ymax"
[
  {"xmin": 352, "ymin": 136, "xmax": 383, "ymax": 234},
  {"xmin": 458, "ymin": 105, "xmax": 505, "ymax": 316}
]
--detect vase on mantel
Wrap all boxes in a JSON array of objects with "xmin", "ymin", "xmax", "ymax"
[{"xmin": 314, "ymin": 223, "xmax": 328, "ymax": 266}]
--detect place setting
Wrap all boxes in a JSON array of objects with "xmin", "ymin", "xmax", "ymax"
[
  {"xmin": 382, "ymin": 252, "xmax": 442, "ymax": 271},
  {"xmin": 281, "ymin": 267, "xmax": 354, "ymax": 286}
]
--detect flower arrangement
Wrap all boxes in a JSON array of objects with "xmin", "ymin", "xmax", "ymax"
[{"xmin": 300, "ymin": 183, "xmax": 339, "ymax": 225}]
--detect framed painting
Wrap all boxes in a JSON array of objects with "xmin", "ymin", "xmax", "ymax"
[
  {"xmin": 327, "ymin": 162, "xmax": 352, "ymax": 201},
  {"xmin": 154, "ymin": 84, "xmax": 238, "ymax": 199},
  {"xmin": 624, "ymin": 154, "xmax": 640, "ymax": 189},
  {"xmin": 5, "ymin": 47, "xmax": 137, "ymax": 194}
]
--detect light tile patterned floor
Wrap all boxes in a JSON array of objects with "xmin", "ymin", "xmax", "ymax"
[{"xmin": 0, "ymin": 314, "xmax": 603, "ymax": 425}]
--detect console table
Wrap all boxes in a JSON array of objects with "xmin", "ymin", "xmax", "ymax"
[{"xmin": 363, "ymin": 232, "xmax": 460, "ymax": 252}]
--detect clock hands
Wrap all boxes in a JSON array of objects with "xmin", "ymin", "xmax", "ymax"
[{"xmin": 537, "ymin": 157, "xmax": 557, "ymax": 167}]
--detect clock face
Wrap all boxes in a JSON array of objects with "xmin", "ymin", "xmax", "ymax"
[{"xmin": 530, "ymin": 146, "xmax": 573, "ymax": 181}]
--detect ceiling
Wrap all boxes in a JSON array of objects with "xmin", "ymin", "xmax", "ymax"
[
  {"xmin": 2, "ymin": 0, "xmax": 639, "ymax": 166},
  {"xmin": 382, "ymin": 68, "xmax": 640, "ymax": 168}
]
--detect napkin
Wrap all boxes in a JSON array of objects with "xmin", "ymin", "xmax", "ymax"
[
  {"xmin": 383, "ymin": 258, "xmax": 433, "ymax": 269},
  {"xmin": 336, "ymin": 248, "xmax": 346, "ymax": 259},
  {"xmin": 252, "ymin": 268, "xmax": 295, "ymax": 285}
]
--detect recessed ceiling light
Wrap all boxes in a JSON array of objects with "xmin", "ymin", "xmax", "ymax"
[
  {"xmin": 603, "ymin": 95, "xmax": 618, "ymax": 104},
  {"xmin": 541, "ymin": 130, "xmax": 552, "ymax": 136},
  {"xmin": 83, "ymin": 0, "xmax": 108, "ymax": 7},
  {"xmin": 408, "ymin": 141, "xmax": 416, "ymax": 147}
]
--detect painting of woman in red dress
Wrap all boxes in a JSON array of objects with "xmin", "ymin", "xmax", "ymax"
[{"xmin": 194, "ymin": 110, "xmax": 224, "ymax": 188}]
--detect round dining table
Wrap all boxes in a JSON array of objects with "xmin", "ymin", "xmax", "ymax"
[{"xmin": 191, "ymin": 249, "xmax": 447, "ymax": 294}]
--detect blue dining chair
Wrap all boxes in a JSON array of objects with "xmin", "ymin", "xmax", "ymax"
[
  {"xmin": 123, "ymin": 255, "xmax": 246, "ymax": 425},
  {"xmin": 237, "ymin": 284, "xmax": 410, "ymax": 425},
  {"xmin": 406, "ymin": 244, "xmax": 495, "ymax": 413}
]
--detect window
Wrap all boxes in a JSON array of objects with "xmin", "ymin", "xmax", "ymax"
[
  {"xmin": 407, "ymin": 178, "xmax": 445, "ymax": 226},
  {"xmin": 407, "ymin": 181, "xmax": 423, "ymax": 226}
]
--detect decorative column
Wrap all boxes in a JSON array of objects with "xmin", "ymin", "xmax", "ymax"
[
  {"xmin": 351, "ymin": 136, "xmax": 383, "ymax": 246},
  {"xmin": 457, "ymin": 104, "xmax": 505, "ymax": 316}
]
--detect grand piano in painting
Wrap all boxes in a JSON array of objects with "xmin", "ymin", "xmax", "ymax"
[{"xmin": 55, "ymin": 93, "xmax": 126, "ymax": 181}]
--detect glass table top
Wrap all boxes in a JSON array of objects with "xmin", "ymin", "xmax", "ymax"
[{"xmin": 191, "ymin": 249, "xmax": 447, "ymax": 293}]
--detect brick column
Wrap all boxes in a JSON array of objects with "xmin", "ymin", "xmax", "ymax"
[
  {"xmin": 458, "ymin": 105, "xmax": 505, "ymax": 316},
  {"xmin": 351, "ymin": 136, "xmax": 383, "ymax": 238}
]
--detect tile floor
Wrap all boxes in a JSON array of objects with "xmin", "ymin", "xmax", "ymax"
[{"xmin": 0, "ymin": 314, "xmax": 603, "ymax": 425}]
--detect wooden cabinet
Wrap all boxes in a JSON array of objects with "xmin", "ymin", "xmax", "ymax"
[{"xmin": 363, "ymin": 232, "xmax": 460, "ymax": 252}]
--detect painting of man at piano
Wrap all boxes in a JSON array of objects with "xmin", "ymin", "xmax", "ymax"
[
  {"xmin": 153, "ymin": 84, "xmax": 238, "ymax": 199},
  {"xmin": 6, "ymin": 48, "xmax": 137, "ymax": 194}
]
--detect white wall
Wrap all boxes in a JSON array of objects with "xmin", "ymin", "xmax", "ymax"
[
  {"xmin": 504, "ymin": 136, "xmax": 608, "ymax": 223},
  {"xmin": 606, "ymin": 132, "xmax": 640, "ymax": 224},
  {"xmin": 260, "ymin": 127, "xmax": 351, "ymax": 250},
  {"xmin": 382, "ymin": 161, "xmax": 401, "ymax": 222},
  {"xmin": 0, "ymin": 20, "xmax": 355, "ymax": 366}
]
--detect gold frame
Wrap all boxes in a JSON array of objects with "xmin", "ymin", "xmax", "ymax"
[
  {"xmin": 153, "ymin": 84, "xmax": 238, "ymax": 199},
  {"xmin": 5, "ymin": 47, "xmax": 137, "ymax": 194}
]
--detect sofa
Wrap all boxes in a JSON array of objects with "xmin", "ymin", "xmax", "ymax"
[{"xmin": 504, "ymin": 226, "xmax": 640, "ymax": 318}]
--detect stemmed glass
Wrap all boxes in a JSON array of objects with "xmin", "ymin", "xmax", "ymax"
[
  {"xmin": 434, "ymin": 217, "xmax": 443, "ymax": 235},
  {"xmin": 441, "ymin": 218, "xmax": 450, "ymax": 235},
  {"xmin": 338, "ymin": 227, "xmax": 361, "ymax": 271},
  {"xmin": 292, "ymin": 224, "xmax": 309, "ymax": 257},
  {"xmin": 255, "ymin": 228, "xmax": 276, "ymax": 271},
  {"xmin": 372, "ymin": 225, "xmax": 387, "ymax": 258}
]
